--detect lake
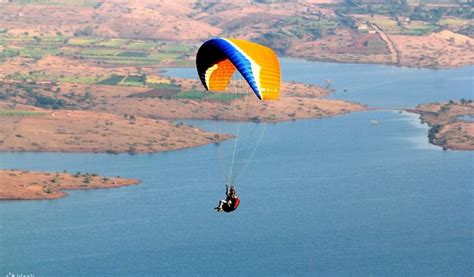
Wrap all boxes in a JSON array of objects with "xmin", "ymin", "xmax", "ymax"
[
  {"xmin": 1, "ymin": 60, "xmax": 473, "ymax": 276},
  {"xmin": 163, "ymin": 58, "xmax": 474, "ymax": 109}
]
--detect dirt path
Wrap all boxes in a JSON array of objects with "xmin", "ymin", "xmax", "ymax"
[{"xmin": 370, "ymin": 23, "xmax": 400, "ymax": 65}]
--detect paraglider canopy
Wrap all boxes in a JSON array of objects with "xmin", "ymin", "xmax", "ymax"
[{"xmin": 196, "ymin": 38, "xmax": 280, "ymax": 100}]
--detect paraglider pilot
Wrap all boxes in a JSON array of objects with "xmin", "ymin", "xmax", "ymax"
[{"xmin": 215, "ymin": 185, "xmax": 240, "ymax": 212}]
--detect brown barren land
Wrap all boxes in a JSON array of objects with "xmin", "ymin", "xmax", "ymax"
[
  {"xmin": 288, "ymin": 28, "xmax": 474, "ymax": 68},
  {"xmin": 408, "ymin": 101, "xmax": 474, "ymax": 151},
  {"xmin": 97, "ymin": 95, "xmax": 365, "ymax": 123},
  {"xmin": 0, "ymin": 1, "xmax": 471, "ymax": 69},
  {"xmin": 0, "ymin": 169, "xmax": 140, "ymax": 200},
  {"xmin": 392, "ymin": 31, "xmax": 474, "ymax": 68},
  {"xmin": 0, "ymin": 106, "xmax": 231, "ymax": 153},
  {"xmin": 92, "ymin": 78, "xmax": 365, "ymax": 122}
]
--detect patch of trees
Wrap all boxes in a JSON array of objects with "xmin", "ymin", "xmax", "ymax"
[
  {"xmin": 73, "ymin": 26, "xmax": 94, "ymax": 37},
  {"xmin": 288, "ymin": 26, "xmax": 321, "ymax": 40},
  {"xmin": 459, "ymin": 24, "xmax": 474, "ymax": 38},
  {"xmin": 254, "ymin": 32, "xmax": 291, "ymax": 55},
  {"xmin": 308, "ymin": 28, "xmax": 322, "ymax": 39},
  {"xmin": 0, "ymin": 49, "xmax": 20, "ymax": 61},
  {"xmin": 32, "ymin": 94, "xmax": 67, "ymax": 110},
  {"xmin": 335, "ymin": 10, "xmax": 356, "ymax": 29},
  {"xmin": 193, "ymin": 1, "xmax": 218, "ymax": 12},
  {"xmin": 445, "ymin": 5, "xmax": 473, "ymax": 19},
  {"xmin": 410, "ymin": 6, "xmax": 446, "ymax": 22},
  {"xmin": 427, "ymin": 124, "xmax": 441, "ymax": 143}
]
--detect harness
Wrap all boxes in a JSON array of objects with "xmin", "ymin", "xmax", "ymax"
[{"xmin": 223, "ymin": 197, "xmax": 240, "ymax": 212}]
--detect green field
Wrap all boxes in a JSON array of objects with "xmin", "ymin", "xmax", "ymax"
[
  {"xmin": 97, "ymin": 39, "xmax": 129, "ymax": 48},
  {"xmin": 117, "ymin": 51, "xmax": 148, "ymax": 58},
  {"xmin": 0, "ymin": 35, "xmax": 64, "ymax": 59},
  {"xmin": 439, "ymin": 18, "xmax": 469, "ymax": 28},
  {"xmin": 128, "ymin": 41, "xmax": 157, "ymax": 50},
  {"xmin": 19, "ymin": 47, "xmax": 60, "ymax": 59},
  {"xmin": 168, "ymin": 60, "xmax": 194, "ymax": 67},
  {"xmin": 120, "ymin": 75, "xmax": 145, "ymax": 86},
  {"xmin": 7, "ymin": 71, "xmax": 52, "ymax": 81},
  {"xmin": 80, "ymin": 48, "xmax": 119, "ymax": 56},
  {"xmin": 160, "ymin": 44, "xmax": 194, "ymax": 53},
  {"xmin": 84, "ymin": 57, "xmax": 162, "ymax": 65},
  {"xmin": 0, "ymin": 110, "xmax": 44, "ymax": 117},
  {"xmin": 0, "ymin": 32, "xmax": 195, "ymax": 66},
  {"xmin": 96, "ymin": 75, "xmax": 125, "ymax": 86},
  {"xmin": 402, "ymin": 25, "xmax": 439, "ymax": 35},
  {"xmin": 175, "ymin": 90, "xmax": 245, "ymax": 101},
  {"xmin": 148, "ymin": 83, "xmax": 181, "ymax": 91},
  {"xmin": 371, "ymin": 18, "xmax": 400, "ymax": 33},
  {"xmin": 58, "ymin": 75, "xmax": 100, "ymax": 84},
  {"xmin": 0, "ymin": 35, "xmax": 67, "ymax": 49},
  {"xmin": 67, "ymin": 37, "xmax": 100, "ymax": 47},
  {"xmin": 73, "ymin": 51, "xmax": 183, "ymax": 66},
  {"xmin": 148, "ymin": 52, "xmax": 182, "ymax": 59}
]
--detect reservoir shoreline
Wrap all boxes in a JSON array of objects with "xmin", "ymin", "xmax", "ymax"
[{"xmin": 0, "ymin": 169, "xmax": 140, "ymax": 200}]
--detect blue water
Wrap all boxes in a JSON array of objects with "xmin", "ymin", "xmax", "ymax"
[
  {"xmin": 1, "ymin": 111, "xmax": 473, "ymax": 276},
  {"xmin": 458, "ymin": 114, "xmax": 474, "ymax": 122},
  {"xmin": 163, "ymin": 58, "xmax": 474, "ymax": 109},
  {"xmin": 1, "ymin": 59, "xmax": 474, "ymax": 276}
]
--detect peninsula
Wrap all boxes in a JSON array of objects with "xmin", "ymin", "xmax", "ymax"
[
  {"xmin": 0, "ymin": 105, "xmax": 231, "ymax": 153},
  {"xmin": 408, "ymin": 100, "xmax": 474, "ymax": 151},
  {"xmin": 0, "ymin": 169, "xmax": 140, "ymax": 200}
]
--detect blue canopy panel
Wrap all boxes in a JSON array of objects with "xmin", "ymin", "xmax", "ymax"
[{"xmin": 196, "ymin": 38, "xmax": 262, "ymax": 100}]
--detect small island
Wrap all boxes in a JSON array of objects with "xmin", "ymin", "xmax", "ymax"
[
  {"xmin": 408, "ymin": 100, "xmax": 474, "ymax": 151},
  {"xmin": 0, "ymin": 169, "xmax": 140, "ymax": 200}
]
